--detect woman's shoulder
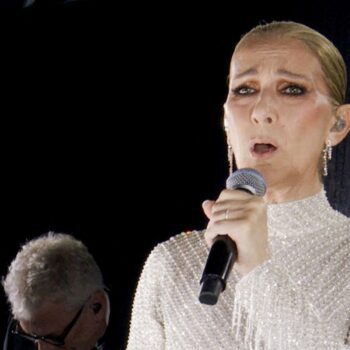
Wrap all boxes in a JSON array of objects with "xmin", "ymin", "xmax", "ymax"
[
  {"xmin": 153, "ymin": 229, "xmax": 207, "ymax": 254},
  {"xmin": 145, "ymin": 230, "xmax": 209, "ymax": 275}
]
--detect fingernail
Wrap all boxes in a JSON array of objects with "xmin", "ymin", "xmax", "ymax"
[{"xmin": 202, "ymin": 199, "xmax": 210, "ymax": 206}]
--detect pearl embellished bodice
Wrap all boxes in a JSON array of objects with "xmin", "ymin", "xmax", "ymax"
[{"xmin": 127, "ymin": 190, "xmax": 350, "ymax": 349}]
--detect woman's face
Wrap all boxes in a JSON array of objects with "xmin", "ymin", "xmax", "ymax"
[{"xmin": 224, "ymin": 38, "xmax": 335, "ymax": 189}]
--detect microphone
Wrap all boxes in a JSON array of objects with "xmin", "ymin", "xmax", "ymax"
[{"xmin": 198, "ymin": 168, "xmax": 266, "ymax": 305}]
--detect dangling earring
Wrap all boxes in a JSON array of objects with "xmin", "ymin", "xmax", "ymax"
[
  {"xmin": 224, "ymin": 117, "xmax": 233, "ymax": 174},
  {"xmin": 323, "ymin": 139, "xmax": 332, "ymax": 176},
  {"xmin": 227, "ymin": 143, "xmax": 233, "ymax": 174}
]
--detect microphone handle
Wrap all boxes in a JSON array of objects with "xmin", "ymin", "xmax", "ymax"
[{"xmin": 199, "ymin": 235, "xmax": 238, "ymax": 305}]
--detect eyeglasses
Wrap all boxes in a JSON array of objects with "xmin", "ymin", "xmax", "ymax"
[{"xmin": 12, "ymin": 302, "xmax": 85, "ymax": 347}]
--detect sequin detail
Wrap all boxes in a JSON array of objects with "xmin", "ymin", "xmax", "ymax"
[{"xmin": 127, "ymin": 190, "xmax": 350, "ymax": 349}]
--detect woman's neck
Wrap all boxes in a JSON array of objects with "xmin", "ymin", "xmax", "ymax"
[{"xmin": 264, "ymin": 178, "xmax": 323, "ymax": 204}]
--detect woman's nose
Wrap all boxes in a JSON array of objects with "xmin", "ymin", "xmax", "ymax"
[
  {"xmin": 251, "ymin": 93, "xmax": 278, "ymax": 125},
  {"xmin": 253, "ymin": 114, "xmax": 274, "ymax": 124}
]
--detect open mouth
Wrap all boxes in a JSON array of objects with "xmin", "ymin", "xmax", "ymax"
[
  {"xmin": 253, "ymin": 143, "xmax": 277, "ymax": 154},
  {"xmin": 249, "ymin": 140, "xmax": 278, "ymax": 157}
]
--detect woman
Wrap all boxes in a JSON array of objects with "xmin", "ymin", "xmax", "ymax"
[{"xmin": 127, "ymin": 21, "xmax": 350, "ymax": 349}]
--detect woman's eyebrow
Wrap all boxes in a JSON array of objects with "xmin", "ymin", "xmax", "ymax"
[
  {"xmin": 233, "ymin": 68, "xmax": 311, "ymax": 82},
  {"xmin": 277, "ymin": 69, "xmax": 311, "ymax": 81},
  {"xmin": 233, "ymin": 68, "xmax": 257, "ymax": 79}
]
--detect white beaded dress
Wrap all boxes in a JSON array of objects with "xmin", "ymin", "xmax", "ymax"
[{"xmin": 127, "ymin": 190, "xmax": 350, "ymax": 349}]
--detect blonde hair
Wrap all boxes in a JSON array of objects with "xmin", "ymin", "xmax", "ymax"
[
  {"xmin": 2, "ymin": 232, "xmax": 104, "ymax": 320},
  {"xmin": 233, "ymin": 21, "xmax": 347, "ymax": 106}
]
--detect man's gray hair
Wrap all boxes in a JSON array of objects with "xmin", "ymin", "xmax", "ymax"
[{"xmin": 2, "ymin": 232, "xmax": 104, "ymax": 320}]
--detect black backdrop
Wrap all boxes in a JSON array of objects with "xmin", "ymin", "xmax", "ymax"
[{"xmin": 0, "ymin": 1, "xmax": 349, "ymax": 349}]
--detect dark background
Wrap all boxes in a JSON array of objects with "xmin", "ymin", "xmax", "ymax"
[{"xmin": 0, "ymin": 1, "xmax": 349, "ymax": 349}]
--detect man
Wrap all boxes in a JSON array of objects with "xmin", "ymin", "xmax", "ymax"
[{"xmin": 2, "ymin": 232, "xmax": 111, "ymax": 350}]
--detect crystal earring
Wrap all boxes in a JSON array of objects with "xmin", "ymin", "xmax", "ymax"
[
  {"xmin": 323, "ymin": 139, "xmax": 332, "ymax": 176},
  {"xmin": 224, "ymin": 117, "xmax": 233, "ymax": 174},
  {"xmin": 227, "ymin": 143, "xmax": 233, "ymax": 174}
]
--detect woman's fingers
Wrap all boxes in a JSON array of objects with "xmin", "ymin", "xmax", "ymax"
[
  {"xmin": 202, "ymin": 199, "xmax": 215, "ymax": 219},
  {"xmin": 203, "ymin": 189, "xmax": 269, "ymax": 275}
]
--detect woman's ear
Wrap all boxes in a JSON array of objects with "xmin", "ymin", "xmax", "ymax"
[{"xmin": 329, "ymin": 104, "xmax": 350, "ymax": 146}]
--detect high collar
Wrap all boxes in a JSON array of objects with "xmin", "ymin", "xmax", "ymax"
[{"xmin": 266, "ymin": 189, "xmax": 345, "ymax": 237}]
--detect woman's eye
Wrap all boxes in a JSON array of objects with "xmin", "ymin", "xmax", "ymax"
[
  {"xmin": 231, "ymin": 86, "xmax": 256, "ymax": 95},
  {"xmin": 282, "ymin": 85, "xmax": 305, "ymax": 95}
]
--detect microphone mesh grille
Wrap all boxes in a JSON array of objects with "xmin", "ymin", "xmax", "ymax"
[{"xmin": 226, "ymin": 168, "xmax": 266, "ymax": 196}]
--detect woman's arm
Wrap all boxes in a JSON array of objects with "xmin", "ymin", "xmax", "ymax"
[{"xmin": 126, "ymin": 246, "xmax": 165, "ymax": 350}]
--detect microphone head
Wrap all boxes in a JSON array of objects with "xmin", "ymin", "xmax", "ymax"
[{"xmin": 226, "ymin": 168, "xmax": 266, "ymax": 196}]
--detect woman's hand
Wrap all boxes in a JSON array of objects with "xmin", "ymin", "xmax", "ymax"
[{"xmin": 202, "ymin": 189, "xmax": 269, "ymax": 276}]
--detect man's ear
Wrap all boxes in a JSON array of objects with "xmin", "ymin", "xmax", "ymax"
[
  {"xmin": 329, "ymin": 104, "xmax": 350, "ymax": 146},
  {"xmin": 89, "ymin": 290, "xmax": 107, "ymax": 320},
  {"xmin": 92, "ymin": 303, "xmax": 102, "ymax": 314}
]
